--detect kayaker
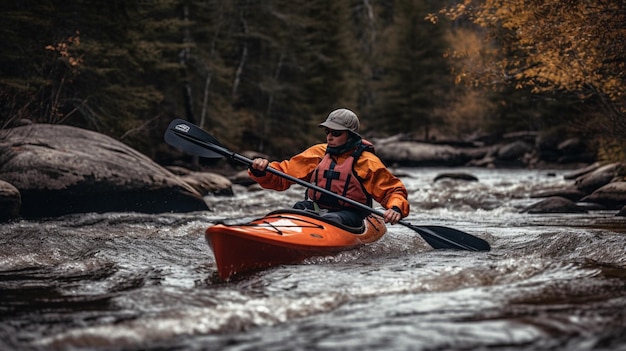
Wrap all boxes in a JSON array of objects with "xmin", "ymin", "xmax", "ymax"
[{"xmin": 249, "ymin": 108, "xmax": 409, "ymax": 227}]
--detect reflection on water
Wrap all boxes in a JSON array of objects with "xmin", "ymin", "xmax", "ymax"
[{"xmin": 0, "ymin": 168, "xmax": 625, "ymax": 351}]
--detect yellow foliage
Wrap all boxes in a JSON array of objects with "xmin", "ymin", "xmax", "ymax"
[
  {"xmin": 597, "ymin": 137, "xmax": 626, "ymax": 163},
  {"xmin": 437, "ymin": 0, "xmax": 625, "ymax": 130}
]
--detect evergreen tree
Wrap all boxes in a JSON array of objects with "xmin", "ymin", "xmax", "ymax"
[{"xmin": 370, "ymin": 0, "xmax": 452, "ymax": 139}]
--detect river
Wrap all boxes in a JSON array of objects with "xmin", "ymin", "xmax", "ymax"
[{"xmin": 1, "ymin": 167, "xmax": 625, "ymax": 351}]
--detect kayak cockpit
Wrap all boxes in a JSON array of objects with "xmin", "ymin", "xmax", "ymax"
[{"xmin": 265, "ymin": 209, "xmax": 366, "ymax": 234}]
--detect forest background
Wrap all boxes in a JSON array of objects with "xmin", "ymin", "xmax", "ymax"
[{"xmin": 1, "ymin": 0, "xmax": 624, "ymax": 166}]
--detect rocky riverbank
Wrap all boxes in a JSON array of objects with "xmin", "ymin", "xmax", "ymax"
[{"xmin": 1, "ymin": 123, "xmax": 624, "ymax": 221}]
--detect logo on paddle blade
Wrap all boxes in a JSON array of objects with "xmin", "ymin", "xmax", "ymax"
[{"xmin": 174, "ymin": 124, "xmax": 190, "ymax": 133}]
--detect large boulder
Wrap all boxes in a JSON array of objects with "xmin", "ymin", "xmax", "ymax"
[
  {"xmin": 166, "ymin": 166, "xmax": 234, "ymax": 195},
  {"xmin": 530, "ymin": 185, "xmax": 587, "ymax": 202},
  {"xmin": 574, "ymin": 162, "xmax": 624, "ymax": 193},
  {"xmin": 376, "ymin": 141, "xmax": 467, "ymax": 166},
  {"xmin": 179, "ymin": 172, "xmax": 233, "ymax": 196},
  {"xmin": 563, "ymin": 162, "xmax": 601, "ymax": 180},
  {"xmin": 581, "ymin": 181, "xmax": 626, "ymax": 210},
  {"xmin": 0, "ymin": 123, "xmax": 208, "ymax": 218},
  {"xmin": 521, "ymin": 196, "xmax": 587, "ymax": 214},
  {"xmin": 433, "ymin": 172, "xmax": 479, "ymax": 182},
  {"xmin": 497, "ymin": 140, "xmax": 533, "ymax": 161}
]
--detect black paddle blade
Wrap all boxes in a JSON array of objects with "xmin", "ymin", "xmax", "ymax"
[
  {"xmin": 164, "ymin": 119, "xmax": 224, "ymax": 158},
  {"xmin": 409, "ymin": 224, "xmax": 491, "ymax": 251}
]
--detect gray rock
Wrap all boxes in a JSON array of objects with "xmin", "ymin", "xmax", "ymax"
[
  {"xmin": 376, "ymin": 141, "xmax": 467, "ymax": 166},
  {"xmin": 179, "ymin": 171, "xmax": 233, "ymax": 196},
  {"xmin": 0, "ymin": 123, "xmax": 208, "ymax": 218},
  {"xmin": 581, "ymin": 181, "xmax": 626, "ymax": 210},
  {"xmin": 522, "ymin": 196, "xmax": 587, "ymax": 214},
  {"xmin": 530, "ymin": 186, "xmax": 586, "ymax": 202},
  {"xmin": 563, "ymin": 162, "xmax": 601, "ymax": 180},
  {"xmin": 497, "ymin": 140, "xmax": 533, "ymax": 161},
  {"xmin": 434, "ymin": 172, "xmax": 479, "ymax": 182},
  {"xmin": 165, "ymin": 165, "xmax": 194, "ymax": 176},
  {"xmin": 574, "ymin": 162, "xmax": 623, "ymax": 193}
]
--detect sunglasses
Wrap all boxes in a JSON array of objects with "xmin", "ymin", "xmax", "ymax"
[{"xmin": 324, "ymin": 129, "xmax": 345, "ymax": 137}]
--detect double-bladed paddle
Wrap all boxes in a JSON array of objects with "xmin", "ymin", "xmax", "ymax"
[{"xmin": 164, "ymin": 119, "xmax": 491, "ymax": 252}]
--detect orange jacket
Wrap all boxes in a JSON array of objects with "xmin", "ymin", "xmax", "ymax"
[{"xmin": 248, "ymin": 143, "xmax": 410, "ymax": 217}]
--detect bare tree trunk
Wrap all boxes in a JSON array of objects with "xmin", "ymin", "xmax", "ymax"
[
  {"xmin": 179, "ymin": 4, "xmax": 199, "ymax": 168},
  {"xmin": 199, "ymin": 3, "xmax": 225, "ymax": 130},
  {"xmin": 199, "ymin": 73, "xmax": 212, "ymax": 129},
  {"xmin": 180, "ymin": 5, "xmax": 194, "ymax": 123},
  {"xmin": 232, "ymin": 11, "xmax": 248, "ymax": 99},
  {"xmin": 260, "ymin": 52, "xmax": 285, "ymax": 152},
  {"xmin": 363, "ymin": 0, "xmax": 376, "ymax": 52}
]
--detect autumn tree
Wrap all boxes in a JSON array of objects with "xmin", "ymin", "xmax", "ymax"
[{"xmin": 431, "ymin": 0, "xmax": 626, "ymax": 159}]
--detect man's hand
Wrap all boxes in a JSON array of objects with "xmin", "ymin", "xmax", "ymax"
[
  {"xmin": 251, "ymin": 158, "xmax": 269, "ymax": 171},
  {"xmin": 383, "ymin": 207, "xmax": 402, "ymax": 224}
]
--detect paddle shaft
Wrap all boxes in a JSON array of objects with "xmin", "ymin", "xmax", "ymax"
[
  {"xmin": 174, "ymin": 130, "xmax": 389, "ymax": 213},
  {"xmin": 175, "ymin": 131, "xmax": 430, "ymax": 228}
]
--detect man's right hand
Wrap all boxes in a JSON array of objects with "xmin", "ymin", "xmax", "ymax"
[{"xmin": 251, "ymin": 158, "xmax": 269, "ymax": 171}]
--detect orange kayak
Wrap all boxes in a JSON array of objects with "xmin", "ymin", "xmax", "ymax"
[{"xmin": 205, "ymin": 209, "xmax": 387, "ymax": 280}]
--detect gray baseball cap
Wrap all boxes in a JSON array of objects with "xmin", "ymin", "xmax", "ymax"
[{"xmin": 318, "ymin": 108, "xmax": 360, "ymax": 136}]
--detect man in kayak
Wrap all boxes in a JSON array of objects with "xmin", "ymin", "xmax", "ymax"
[{"xmin": 249, "ymin": 108, "xmax": 409, "ymax": 227}]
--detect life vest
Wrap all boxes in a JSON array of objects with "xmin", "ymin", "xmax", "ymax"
[{"xmin": 306, "ymin": 140, "xmax": 375, "ymax": 210}]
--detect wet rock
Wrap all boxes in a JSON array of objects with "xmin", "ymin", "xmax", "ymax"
[
  {"xmin": 466, "ymin": 155, "xmax": 497, "ymax": 168},
  {"xmin": 563, "ymin": 162, "xmax": 601, "ymax": 180},
  {"xmin": 522, "ymin": 196, "xmax": 587, "ymax": 214},
  {"xmin": 165, "ymin": 165, "xmax": 193, "ymax": 176},
  {"xmin": 376, "ymin": 141, "xmax": 467, "ymax": 166},
  {"xmin": 247, "ymin": 183, "xmax": 264, "ymax": 192},
  {"xmin": 433, "ymin": 172, "xmax": 478, "ymax": 182},
  {"xmin": 166, "ymin": 166, "xmax": 234, "ymax": 195},
  {"xmin": 179, "ymin": 171, "xmax": 233, "ymax": 196},
  {"xmin": 497, "ymin": 140, "xmax": 533, "ymax": 161},
  {"xmin": 574, "ymin": 162, "xmax": 623, "ymax": 193},
  {"xmin": 0, "ymin": 180, "xmax": 20, "ymax": 221},
  {"xmin": 456, "ymin": 146, "xmax": 491, "ymax": 163},
  {"xmin": 365, "ymin": 131, "xmax": 597, "ymax": 168},
  {"xmin": 0, "ymin": 123, "xmax": 208, "ymax": 218},
  {"xmin": 581, "ymin": 181, "xmax": 626, "ymax": 210},
  {"xmin": 530, "ymin": 186, "xmax": 587, "ymax": 202},
  {"xmin": 617, "ymin": 205, "xmax": 626, "ymax": 217}
]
